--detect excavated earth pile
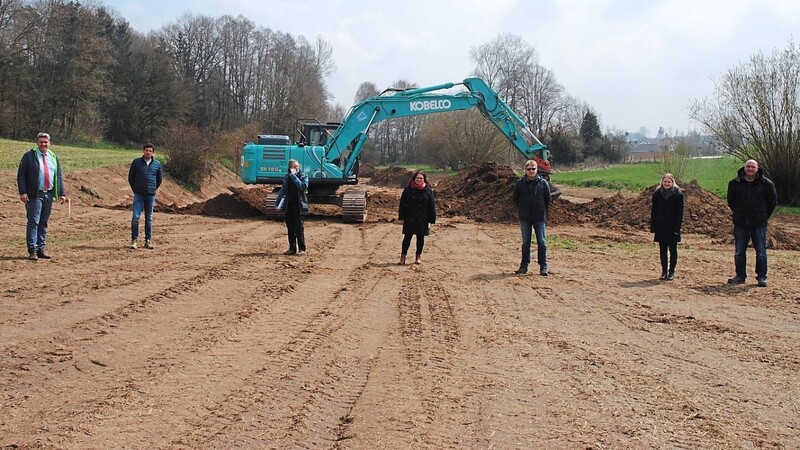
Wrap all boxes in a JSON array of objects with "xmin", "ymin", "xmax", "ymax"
[
  {"xmin": 435, "ymin": 162, "xmax": 519, "ymax": 222},
  {"xmin": 367, "ymin": 166, "xmax": 414, "ymax": 188}
]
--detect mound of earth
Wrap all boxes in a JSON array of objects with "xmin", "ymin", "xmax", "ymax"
[
  {"xmin": 435, "ymin": 162, "xmax": 519, "ymax": 222},
  {"xmin": 563, "ymin": 180, "xmax": 733, "ymax": 238},
  {"xmin": 368, "ymin": 166, "xmax": 413, "ymax": 188},
  {"xmin": 359, "ymin": 162, "xmax": 376, "ymax": 178}
]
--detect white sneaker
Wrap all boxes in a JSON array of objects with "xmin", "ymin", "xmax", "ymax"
[
  {"xmin": 144, "ymin": 239, "xmax": 154, "ymax": 250},
  {"xmin": 129, "ymin": 240, "xmax": 137, "ymax": 249}
]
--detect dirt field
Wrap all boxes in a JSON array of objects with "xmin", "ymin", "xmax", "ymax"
[{"xmin": 1, "ymin": 164, "xmax": 799, "ymax": 449}]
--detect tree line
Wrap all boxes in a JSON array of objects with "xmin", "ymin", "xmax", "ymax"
[{"xmin": 0, "ymin": 0, "xmax": 333, "ymax": 145}]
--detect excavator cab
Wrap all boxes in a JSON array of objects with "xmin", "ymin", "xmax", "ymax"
[{"xmin": 295, "ymin": 119, "xmax": 339, "ymax": 147}]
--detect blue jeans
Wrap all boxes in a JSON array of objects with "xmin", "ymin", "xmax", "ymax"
[
  {"xmin": 131, "ymin": 194, "xmax": 155, "ymax": 241},
  {"xmin": 520, "ymin": 220, "xmax": 547, "ymax": 269},
  {"xmin": 25, "ymin": 191, "xmax": 53, "ymax": 252},
  {"xmin": 733, "ymin": 225, "xmax": 767, "ymax": 281}
]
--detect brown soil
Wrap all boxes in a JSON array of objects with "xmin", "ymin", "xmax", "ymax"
[{"xmin": 1, "ymin": 163, "xmax": 799, "ymax": 448}]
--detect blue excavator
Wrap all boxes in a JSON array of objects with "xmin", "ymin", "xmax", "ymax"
[{"xmin": 240, "ymin": 77, "xmax": 557, "ymax": 222}]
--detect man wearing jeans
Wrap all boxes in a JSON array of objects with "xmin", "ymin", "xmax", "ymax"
[
  {"xmin": 17, "ymin": 132, "xmax": 67, "ymax": 260},
  {"xmin": 128, "ymin": 143, "xmax": 163, "ymax": 250},
  {"xmin": 512, "ymin": 160, "xmax": 552, "ymax": 276},
  {"xmin": 727, "ymin": 159, "xmax": 777, "ymax": 287}
]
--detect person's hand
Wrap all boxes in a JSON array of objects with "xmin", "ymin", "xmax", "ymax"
[
  {"xmin": 20, "ymin": 194, "xmax": 28, "ymax": 203},
  {"xmin": 290, "ymin": 168, "xmax": 297, "ymax": 175},
  {"xmin": 59, "ymin": 196, "xmax": 66, "ymax": 205}
]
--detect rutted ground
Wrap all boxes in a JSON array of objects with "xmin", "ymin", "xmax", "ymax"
[{"xmin": 1, "ymin": 167, "xmax": 799, "ymax": 449}]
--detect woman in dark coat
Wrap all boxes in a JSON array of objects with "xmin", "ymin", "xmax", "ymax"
[
  {"xmin": 398, "ymin": 170, "xmax": 436, "ymax": 264},
  {"xmin": 650, "ymin": 173, "xmax": 684, "ymax": 281}
]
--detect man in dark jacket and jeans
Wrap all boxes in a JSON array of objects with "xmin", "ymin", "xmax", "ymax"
[
  {"xmin": 727, "ymin": 159, "xmax": 777, "ymax": 287},
  {"xmin": 17, "ymin": 132, "xmax": 67, "ymax": 260},
  {"xmin": 512, "ymin": 160, "xmax": 552, "ymax": 276},
  {"xmin": 128, "ymin": 143, "xmax": 163, "ymax": 250}
]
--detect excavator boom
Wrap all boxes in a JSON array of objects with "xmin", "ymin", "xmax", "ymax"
[{"xmin": 240, "ymin": 77, "xmax": 557, "ymax": 222}]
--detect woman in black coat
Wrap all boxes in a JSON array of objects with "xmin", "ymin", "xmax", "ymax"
[
  {"xmin": 398, "ymin": 170, "xmax": 436, "ymax": 264},
  {"xmin": 650, "ymin": 173, "xmax": 684, "ymax": 281}
]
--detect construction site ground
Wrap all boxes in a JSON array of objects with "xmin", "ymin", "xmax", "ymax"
[{"xmin": 1, "ymin": 164, "xmax": 799, "ymax": 449}]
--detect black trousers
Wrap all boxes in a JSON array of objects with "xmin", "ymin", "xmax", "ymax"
[
  {"xmin": 659, "ymin": 242, "xmax": 678, "ymax": 271},
  {"xmin": 285, "ymin": 211, "xmax": 306, "ymax": 251},
  {"xmin": 401, "ymin": 233, "xmax": 425, "ymax": 255}
]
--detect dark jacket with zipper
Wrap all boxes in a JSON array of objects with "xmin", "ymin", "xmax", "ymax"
[
  {"xmin": 128, "ymin": 157, "xmax": 163, "ymax": 195},
  {"xmin": 727, "ymin": 166, "xmax": 777, "ymax": 228},
  {"xmin": 512, "ymin": 174, "xmax": 551, "ymax": 222}
]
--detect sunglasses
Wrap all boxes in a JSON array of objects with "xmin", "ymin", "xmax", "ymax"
[{"xmin": 525, "ymin": 167, "xmax": 537, "ymax": 171}]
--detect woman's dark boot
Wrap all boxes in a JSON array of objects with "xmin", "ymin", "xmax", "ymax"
[
  {"xmin": 659, "ymin": 268, "xmax": 668, "ymax": 280},
  {"xmin": 399, "ymin": 254, "xmax": 406, "ymax": 265},
  {"xmin": 415, "ymin": 253, "xmax": 422, "ymax": 264}
]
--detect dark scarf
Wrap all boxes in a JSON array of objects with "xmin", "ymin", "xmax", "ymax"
[{"xmin": 660, "ymin": 186, "xmax": 679, "ymax": 199}]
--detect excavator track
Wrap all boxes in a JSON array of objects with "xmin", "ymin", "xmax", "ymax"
[
  {"xmin": 341, "ymin": 189, "xmax": 368, "ymax": 223},
  {"xmin": 263, "ymin": 189, "xmax": 285, "ymax": 221}
]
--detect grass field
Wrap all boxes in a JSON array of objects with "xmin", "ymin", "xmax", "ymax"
[
  {"xmin": 0, "ymin": 138, "xmax": 142, "ymax": 171},
  {"xmin": 554, "ymin": 157, "xmax": 742, "ymax": 198},
  {"xmin": 554, "ymin": 157, "xmax": 799, "ymax": 215}
]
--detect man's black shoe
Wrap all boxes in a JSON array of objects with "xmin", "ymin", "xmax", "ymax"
[
  {"xmin": 540, "ymin": 268, "xmax": 549, "ymax": 276},
  {"xmin": 514, "ymin": 267, "xmax": 528, "ymax": 275},
  {"xmin": 757, "ymin": 279, "xmax": 768, "ymax": 287},
  {"xmin": 727, "ymin": 277, "xmax": 745, "ymax": 285}
]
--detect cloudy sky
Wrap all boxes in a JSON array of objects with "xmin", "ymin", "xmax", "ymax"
[{"xmin": 104, "ymin": 0, "xmax": 798, "ymax": 137}]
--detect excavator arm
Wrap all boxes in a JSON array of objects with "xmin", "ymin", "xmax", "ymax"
[{"xmin": 325, "ymin": 77, "xmax": 551, "ymax": 177}]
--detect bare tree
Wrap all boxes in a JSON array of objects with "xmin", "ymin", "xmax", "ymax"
[
  {"xmin": 354, "ymin": 81, "xmax": 378, "ymax": 103},
  {"xmin": 689, "ymin": 39, "xmax": 800, "ymax": 205},
  {"xmin": 418, "ymin": 109, "xmax": 504, "ymax": 170},
  {"xmin": 522, "ymin": 63, "xmax": 567, "ymax": 138},
  {"xmin": 470, "ymin": 33, "xmax": 537, "ymax": 110}
]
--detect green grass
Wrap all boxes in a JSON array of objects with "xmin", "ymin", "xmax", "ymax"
[
  {"xmin": 0, "ymin": 138, "xmax": 142, "ymax": 171},
  {"xmin": 555, "ymin": 157, "xmax": 742, "ymax": 198},
  {"xmin": 372, "ymin": 164, "xmax": 456, "ymax": 176}
]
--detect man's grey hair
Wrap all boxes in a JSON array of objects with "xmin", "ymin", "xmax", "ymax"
[{"xmin": 36, "ymin": 132, "xmax": 50, "ymax": 140}]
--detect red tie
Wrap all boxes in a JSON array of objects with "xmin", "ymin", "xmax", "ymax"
[{"xmin": 42, "ymin": 152, "xmax": 51, "ymax": 191}]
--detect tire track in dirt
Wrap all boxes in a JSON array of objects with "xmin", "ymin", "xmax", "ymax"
[
  {"xmin": 0, "ymin": 222, "xmax": 307, "ymax": 446},
  {"xmin": 528, "ymin": 260, "xmax": 797, "ymax": 447},
  {"xmin": 163, "ymin": 223, "xmax": 398, "ymax": 447}
]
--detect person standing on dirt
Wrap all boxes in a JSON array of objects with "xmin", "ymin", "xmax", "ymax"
[
  {"xmin": 275, "ymin": 159, "xmax": 309, "ymax": 255},
  {"xmin": 512, "ymin": 160, "xmax": 552, "ymax": 276},
  {"xmin": 17, "ymin": 132, "xmax": 67, "ymax": 261},
  {"xmin": 128, "ymin": 143, "xmax": 163, "ymax": 250},
  {"xmin": 398, "ymin": 170, "xmax": 436, "ymax": 265},
  {"xmin": 727, "ymin": 159, "xmax": 777, "ymax": 287},
  {"xmin": 650, "ymin": 173, "xmax": 684, "ymax": 281}
]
